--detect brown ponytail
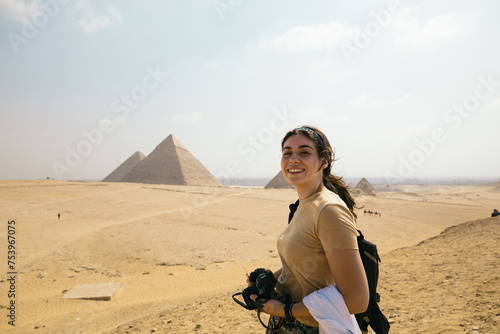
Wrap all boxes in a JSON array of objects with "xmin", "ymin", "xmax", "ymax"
[{"xmin": 281, "ymin": 126, "xmax": 358, "ymax": 218}]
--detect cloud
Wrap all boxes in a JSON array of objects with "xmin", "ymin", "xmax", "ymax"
[
  {"xmin": 0, "ymin": 0, "xmax": 122, "ymax": 31},
  {"xmin": 348, "ymin": 93, "xmax": 386, "ymax": 108},
  {"xmin": 295, "ymin": 105, "xmax": 351, "ymax": 127},
  {"xmin": 393, "ymin": 9, "xmax": 467, "ymax": 50},
  {"xmin": 299, "ymin": 105, "xmax": 330, "ymax": 119},
  {"xmin": 39, "ymin": 130, "xmax": 50, "ymax": 136},
  {"xmin": 0, "ymin": 0, "xmax": 43, "ymax": 23},
  {"xmin": 341, "ymin": 93, "xmax": 417, "ymax": 124},
  {"xmin": 128, "ymin": 134, "xmax": 145, "ymax": 141},
  {"xmin": 73, "ymin": 0, "xmax": 122, "ymax": 32},
  {"xmin": 308, "ymin": 60, "xmax": 341, "ymax": 80},
  {"xmin": 347, "ymin": 93, "xmax": 411, "ymax": 109},
  {"xmin": 205, "ymin": 62, "xmax": 218, "ymax": 69},
  {"xmin": 172, "ymin": 112, "xmax": 203, "ymax": 123},
  {"xmin": 111, "ymin": 117, "xmax": 126, "ymax": 125},
  {"xmin": 262, "ymin": 22, "xmax": 355, "ymax": 51},
  {"xmin": 488, "ymin": 97, "xmax": 500, "ymax": 109},
  {"xmin": 309, "ymin": 61, "xmax": 329, "ymax": 73},
  {"xmin": 226, "ymin": 120, "xmax": 246, "ymax": 128}
]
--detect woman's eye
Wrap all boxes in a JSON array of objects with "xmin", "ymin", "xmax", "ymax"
[{"xmin": 282, "ymin": 152, "xmax": 291, "ymax": 157}]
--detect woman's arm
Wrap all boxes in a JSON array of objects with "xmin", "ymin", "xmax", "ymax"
[
  {"xmin": 253, "ymin": 299, "xmax": 314, "ymax": 320},
  {"xmin": 272, "ymin": 267, "xmax": 283, "ymax": 280},
  {"xmin": 256, "ymin": 250, "xmax": 368, "ymax": 318},
  {"xmin": 326, "ymin": 248, "xmax": 369, "ymax": 314}
]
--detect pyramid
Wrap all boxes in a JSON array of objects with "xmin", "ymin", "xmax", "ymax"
[
  {"xmin": 265, "ymin": 170, "xmax": 293, "ymax": 189},
  {"xmin": 353, "ymin": 177, "xmax": 376, "ymax": 196},
  {"xmin": 102, "ymin": 151, "xmax": 145, "ymax": 182},
  {"xmin": 120, "ymin": 134, "xmax": 221, "ymax": 186}
]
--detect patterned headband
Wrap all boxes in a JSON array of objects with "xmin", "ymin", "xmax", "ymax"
[{"xmin": 295, "ymin": 127, "xmax": 324, "ymax": 145}]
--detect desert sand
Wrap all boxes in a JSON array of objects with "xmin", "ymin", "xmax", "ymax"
[{"xmin": 0, "ymin": 180, "xmax": 499, "ymax": 333}]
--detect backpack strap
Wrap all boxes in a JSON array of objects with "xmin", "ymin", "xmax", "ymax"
[{"xmin": 288, "ymin": 199, "xmax": 299, "ymax": 224}]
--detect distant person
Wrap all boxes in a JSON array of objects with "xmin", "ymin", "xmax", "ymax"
[
  {"xmin": 58, "ymin": 213, "xmax": 60, "ymax": 219},
  {"xmin": 242, "ymin": 126, "xmax": 368, "ymax": 333},
  {"xmin": 492, "ymin": 209, "xmax": 499, "ymax": 217}
]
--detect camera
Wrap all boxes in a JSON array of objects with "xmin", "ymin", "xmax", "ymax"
[
  {"xmin": 233, "ymin": 268, "xmax": 287, "ymax": 310},
  {"xmin": 232, "ymin": 268, "xmax": 291, "ymax": 330}
]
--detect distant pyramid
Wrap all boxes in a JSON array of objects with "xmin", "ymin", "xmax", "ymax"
[
  {"xmin": 265, "ymin": 171, "xmax": 293, "ymax": 189},
  {"xmin": 353, "ymin": 177, "xmax": 376, "ymax": 196},
  {"xmin": 120, "ymin": 134, "xmax": 221, "ymax": 186},
  {"xmin": 102, "ymin": 151, "xmax": 145, "ymax": 182}
]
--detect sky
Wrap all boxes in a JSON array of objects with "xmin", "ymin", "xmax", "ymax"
[{"xmin": 1, "ymin": 0, "xmax": 499, "ymax": 183}]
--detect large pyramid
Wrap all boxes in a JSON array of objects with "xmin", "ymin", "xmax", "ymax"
[
  {"xmin": 102, "ymin": 151, "xmax": 145, "ymax": 182},
  {"xmin": 353, "ymin": 177, "xmax": 376, "ymax": 196},
  {"xmin": 120, "ymin": 134, "xmax": 221, "ymax": 186},
  {"xmin": 265, "ymin": 171, "xmax": 293, "ymax": 189}
]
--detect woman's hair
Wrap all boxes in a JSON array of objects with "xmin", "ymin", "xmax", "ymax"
[{"xmin": 281, "ymin": 126, "xmax": 358, "ymax": 218}]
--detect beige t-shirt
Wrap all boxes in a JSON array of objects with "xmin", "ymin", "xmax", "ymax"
[{"xmin": 276, "ymin": 188, "xmax": 358, "ymax": 327}]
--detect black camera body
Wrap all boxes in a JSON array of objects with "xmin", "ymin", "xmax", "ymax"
[
  {"xmin": 242, "ymin": 268, "xmax": 276, "ymax": 310},
  {"xmin": 232, "ymin": 268, "xmax": 291, "ymax": 330},
  {"xmin": 233, "ymin": 268, "xmax": 288, "ymax": 310}
]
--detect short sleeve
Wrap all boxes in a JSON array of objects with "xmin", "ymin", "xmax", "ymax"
[{"xmin": 317, "ymin": 204, "xmax": 358, "ymax": 252}]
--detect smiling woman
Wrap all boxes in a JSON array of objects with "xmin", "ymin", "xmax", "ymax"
[{"xmin": 242, "ymin": 126, "xmax": 368, "ymax": 333}]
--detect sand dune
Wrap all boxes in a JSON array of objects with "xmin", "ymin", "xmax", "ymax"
[
  {"xmin": 380, "ymin": 216, "xmax": 500, "ymax": 333},
  {"xmin": 0, "ymin": 180, "xmax": 499, "ymax": 333}
]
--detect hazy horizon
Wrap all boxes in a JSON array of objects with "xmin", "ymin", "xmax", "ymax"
[{"xmin": 13, "ymin": 176, "xmax": 500, "ymax": 187}]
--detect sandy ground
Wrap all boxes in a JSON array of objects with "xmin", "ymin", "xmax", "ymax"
[{"xmin": 0, "ymin": 180, "xmax": 499, "ymax": 333}]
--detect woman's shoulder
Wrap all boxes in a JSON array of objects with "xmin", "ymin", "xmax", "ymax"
[
  {"xmin": 317, "ymin": 190, "xmax": 356, "ymax": 223},
  {"xmin": 315, "ymin": 188, "xmax": 346, "ymax": 208},
  {"xmin": 301, "ymin": 188, "xmax": 351, "ymax": 220}
]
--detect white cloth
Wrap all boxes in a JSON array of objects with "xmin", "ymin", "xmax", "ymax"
[{"xmin": 303, "ymin": 285, "xmax": 361, "ymax": 334}]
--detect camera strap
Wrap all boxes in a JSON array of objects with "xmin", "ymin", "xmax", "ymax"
[
  {"xmin": 232, "ymin": 292, "xmax": 253, "ymax": 310},
  {"xmin": 232, "ymin": 293, "xmax": 285, "ymax": 330},
  {"xmin": 256, "ymin": 300, "xmax": 285, "ymax": 331}
]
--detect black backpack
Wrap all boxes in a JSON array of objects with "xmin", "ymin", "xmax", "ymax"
[
  {"xmin": 288, "ymin": 200, "xmax": 390, "ymax": 334},
  {"xmin": 355, "ymin": 230, "xmax": 390, "ymax": 334}
]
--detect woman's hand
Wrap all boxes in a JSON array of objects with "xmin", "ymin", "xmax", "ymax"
[
  {"xmin": 252, "ymin": 298, "xmax": 315, "ymax": 321},
  {"xmin": 245, "ymin": 270, "xmax": 255, "ymax": 286},
  {"xmin": 250, "ymin": 295, "xmax": 285, "ymax": 317}
]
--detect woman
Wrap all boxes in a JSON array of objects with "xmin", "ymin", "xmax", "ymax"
[{"xmin": 248, "ymin": 126, "xmax": 369, "ymax": 333}]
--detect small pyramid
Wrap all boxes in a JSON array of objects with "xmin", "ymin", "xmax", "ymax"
[
  {"xmin": 265, "ymin": 171, "xmax": 293, "ymax": 189},
  {"xmin": 120, "ymin": 134, "xmax": 221, "ymax": 186},
  {"xmin": 102, "ymin": 151, "xmax": 145, "ymax": 182},
  {"xmin": 354, "ymin": 177, "xmax": 376, "ymax": 196}
]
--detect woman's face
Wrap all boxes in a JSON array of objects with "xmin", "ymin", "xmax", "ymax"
[{"xmin": 281, "ymin": 134, "xmax": 325, "ymax": 189}]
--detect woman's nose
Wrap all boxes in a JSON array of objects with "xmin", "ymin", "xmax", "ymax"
[{"xmin": 288, "ymin": 152, "xmax": 300, "ymax": 163}]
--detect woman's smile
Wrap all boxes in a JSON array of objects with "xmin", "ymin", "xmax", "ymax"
[{"xmin": 287, "ymin": 168, "xmax": 305, "ymax": 174}]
